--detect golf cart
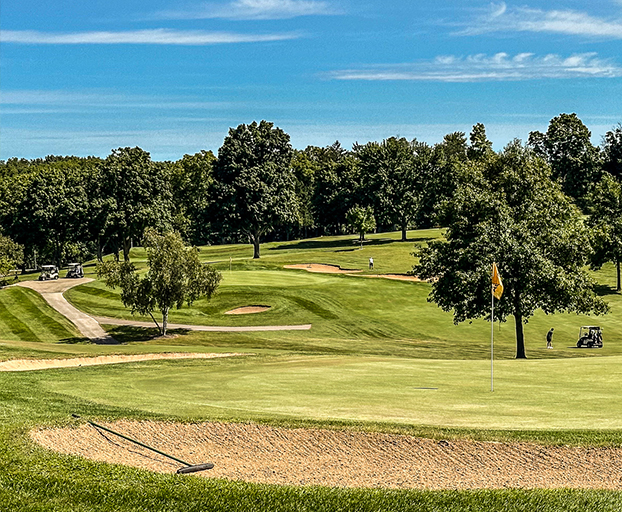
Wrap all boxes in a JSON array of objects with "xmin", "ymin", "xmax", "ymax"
[
  {"xmin": 38, "ymin": 265, "xmax": 59, "ymax": 281},
  {"xmin": 576, "ymin": 326, "xmax": 603, "ymax": 348},
  {"xmin": 66, "ymin": 263, "xmax": 84, "ymax": 279}
]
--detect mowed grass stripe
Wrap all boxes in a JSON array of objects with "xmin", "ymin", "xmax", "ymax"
[{"xmin": 0, "ymin": 287, "xmax": 79, "ymax": 342}]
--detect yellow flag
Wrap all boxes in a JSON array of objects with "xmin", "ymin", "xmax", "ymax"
[{"xmin": 492, "ymin": 262, "xmax": 503, "ymax": 300}]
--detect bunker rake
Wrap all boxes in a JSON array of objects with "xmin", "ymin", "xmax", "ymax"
[{"xmin": 72, "ymin": 414, "xmax": 214, "ymax": 474}]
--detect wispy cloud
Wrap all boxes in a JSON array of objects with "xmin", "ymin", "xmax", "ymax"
[
  {"xmin": 156, "ymin": 0, "xmax": 341, "ymax": 20},
  {"xmin": 0, "ymin": 90, "xmax": 235, "ymax": 115},
  {"xmin": 0, "ymin": 29, "xmax": 298, "ymax": 45},
  {"xmin": 328, "ymin": 53, "xmax": 622, "ymax": 82},
  {"xmin": 459, "ymin": 2, "xmax": 622, "ymax": 39}
]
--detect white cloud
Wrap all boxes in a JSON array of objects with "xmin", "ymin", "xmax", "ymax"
[
  {"xmin": 328, "ymin": 53, "xmax": 622, "ymax": 82},
  {"xmin": 0, "ymin": 29, "xmax": 298, "ymax": 45},
  {"xmin": 156, "ymin": 0, "xmax": 341, "ymax": 20},
  {"xmin": 460, "ymin": 2, "xmax": 622, "ymax": 39}
]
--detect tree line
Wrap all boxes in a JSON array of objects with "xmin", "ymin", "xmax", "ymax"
[{"xmin": 0, "ymin": 115, "xmax": 620, "ymax": 288}]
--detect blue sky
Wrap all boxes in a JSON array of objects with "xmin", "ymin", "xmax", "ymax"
[{"xmin": 1, "ymin": 0, "xmax": 621, "ymax": 160}]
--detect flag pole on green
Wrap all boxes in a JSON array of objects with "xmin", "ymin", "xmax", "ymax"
[{"xmin": 491, "ymin": 262, "xmax": 504, "ymax": 392}]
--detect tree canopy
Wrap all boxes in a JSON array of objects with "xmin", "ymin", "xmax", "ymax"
[
  {"xmin": 355, "ymin": 137, "xmax": 424, "ymax": 241},
  {"xmin": 214, "ymin": 121, "xmax": 299, "ymax": 258},
  {"xmin": 415, "ymin": 140, "xmax": 608, "ymax": 358},
  {"xmin": 588, "ymin": 173, "xmax": 622, "ymax": 292},
  {"xmin": 528, "ymin": 113, "xmax": 601, "ymax": 206},
  {"xmin": 97, "ymin": 229, "xmax": 221, "ymax": 335}
]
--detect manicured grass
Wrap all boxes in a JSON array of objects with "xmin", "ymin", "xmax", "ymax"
[
  {"xmin": 65, "ymin": 265, "xmax": 622, "ymax": 361},
  {"xmin": 0, "ymin": 286, "xmax": 82, "ymax": 343},
  {"xmin": 39, "ymin": 354, "xmax": 622, "ymax": 431}
]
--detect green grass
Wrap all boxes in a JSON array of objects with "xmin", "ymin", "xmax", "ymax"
[
  {"xmin": 2, "ymin": 229, "xmax": 622, "ymax": 511},
  {"xmin": 64, "ymin": 237, "xmax": 622, "ymax": 362},
  {"xmin": 0, "ymin": 286, "xmax": 83, "ymax": 343},
  {"xmin": 38, "ymin": 354, "xmax": 622, "ymax": 431}
]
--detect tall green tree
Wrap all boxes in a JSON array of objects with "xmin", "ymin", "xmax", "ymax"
[
  {"xmin": 417, "ymin": 132, "xmax": 467, "ymax": 228},
  {"xmin": 0, "ymin": 234, "xmax": 23, "ymax": 280},
  {"xmin": 588, "ymin": 173, "xmax": 622, "ymax": 292},
  {"xmin": 345, "ymin": 205, "xmax": 376, "ymax": 242},
  {"xmin": 170, "ymin": 150, "xmax": 216, "ymax": 245},
  {"xmin": 602, "ymin": 124, "xmax": 622, "ymax": 181},
  {"xmin": 97, "ymin": 147, "xmax": 172, "ymax": 262},
  {"xmin": 97, "ymin": 229, "xmax": 221, "ymax": 335},
  {"xmin": 310, "ymin": 142, "xmax": 361, "ymax": 235},
  {"xmin": 214, "ymin": 121, "xmax": 298, "ymax": 258},
  {"xmin": 355, "ymin": 137, "xmax": 424, "ymax": 241},
  {"xmin": 415, "ymin": 141, "xmax": 608, "ymax": 358},
  {"xmin": 528, "ymin": 113, "xmax": 601, "ymax": 206}
]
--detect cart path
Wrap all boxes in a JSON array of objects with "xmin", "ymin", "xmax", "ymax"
[
  {"xmin": 0, "ymin": 352, "xmax": 250, "ymax": 372},
  {"xmin": 31, "ymin": 420, "xmax": 622, "ymax": 490},
  {"xmin": 16, "ymin": 279, "xmax": 311, "ymax": 341},
  {"xmin": 18, "ymin": 279, "xmax": 115, "ymax": 343}
]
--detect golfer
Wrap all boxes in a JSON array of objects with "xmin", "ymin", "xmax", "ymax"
[
  {"xmin": 546, "ymin": 328, "xmax": 554, "ymax": 349},
  {"xmin": 369, "ymin": 257, "xmax": 374, "ymax": 270}
]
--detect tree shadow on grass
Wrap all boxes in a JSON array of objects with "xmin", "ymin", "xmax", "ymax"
[
  {"xmin": 594, "ymin": 284, "xmax": 621, "ymax": 297},
  {"xmin": 269, "ymin": 237, "xmax": 414, "ymax": 252},
  {"xmin": 104, "ymin": 325, "xmax": 191, "ymax": 344},
  {"xmin": 58, "ymin": 336, "xmax": 92, "ymax": 345}
]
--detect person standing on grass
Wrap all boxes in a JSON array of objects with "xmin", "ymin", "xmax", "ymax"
[
  {"xmin": 369, "ymin": 257, "xmax": 374, "ymax": 270},
  {"xmin": 546, "ymin": 328, "xmax": 554, "ymax": 349}
]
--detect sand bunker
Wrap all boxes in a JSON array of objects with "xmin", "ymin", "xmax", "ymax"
[
  {"xmin": 225, "ymin": 306, "xmax": 271, "ymax": 315},
  {"xmin": 284, "ymin": 264, "xmax": 425, "ymax": 282},
  {"xmin": 284, "ymin": 264, "xmax": 362, "ymax": 273},
  {"xmin": 31, "ymin": 420, "xmax": 622, "ymax": 490},
  {"xmin": 0, "ymin": 352, "xmax": 248, "ymax": 372}
]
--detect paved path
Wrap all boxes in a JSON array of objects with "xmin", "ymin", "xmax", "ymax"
[
  {"xmin": 18, "ymin": 278, "xmax": 116, "ymax": 343},
  {"xmin": 17, "ymin": 278, "xmax": 312, "ymax": 342}
]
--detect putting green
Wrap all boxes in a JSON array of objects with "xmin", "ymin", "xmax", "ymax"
[{"xmin": 43, "ymin": 354, "xmax": 622, "ymax": 430}]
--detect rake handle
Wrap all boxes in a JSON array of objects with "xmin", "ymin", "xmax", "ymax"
[{"xmin": 72, "ymin": 414, "xmax": 191, "ymax": 467}]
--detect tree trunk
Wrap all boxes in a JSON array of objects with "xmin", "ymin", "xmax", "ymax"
[
  {"xmin": 123, "ymin": 236, "xmax": 131, "ymax": 262},
  {"xmin": 401, "ymin": 224, "xmax": 407, "ymax": 242},
  {"xmin": 97, "ymin": 239, "xmax": 103, "ymax": 263},
  {"xmin": 514, "ymin": 312, "xmax": 526, "ymax": 359},
  {"xmin": 161, "ymin": 308, "xmax": 169, "ymax": 336},
  {"xmin": 617, "ymin": 259, "xmax": 621, "ymax": 292},
  {"xmin": 249, "ymin": 232, "xmax": 261, "ymax": 259}
]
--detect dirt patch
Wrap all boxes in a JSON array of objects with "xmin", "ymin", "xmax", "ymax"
[
  {"xmin": 225, "ymin": 306, "xmax": 271, "ymax": 315},
  {"xmin": 0, "ymin": 352, "xmax": 249, "ymax": 372},
  {"xmin": 31, "ymin": 421, "xmax": 622, "ymax": 490},
  {"xmin": 284, "ymin": 264, "xmax": 362, "ymax": 273}
]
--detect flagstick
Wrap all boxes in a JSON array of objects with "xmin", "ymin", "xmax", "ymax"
[{"xmin": 491, "ymin": 291, "xmax": 494, "ymax": 392}]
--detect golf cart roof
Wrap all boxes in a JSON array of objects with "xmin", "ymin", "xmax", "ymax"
[
  {"xmin": 67, "ymin": 263, "xmax": 80, "ymax": 266},
  {"xmin": 581, "ymin": 326, "xmax": 601, "ymax": 329},
  {"xmin": 41, "ymin": 265, "xmax": 57, "ymax": 270}
]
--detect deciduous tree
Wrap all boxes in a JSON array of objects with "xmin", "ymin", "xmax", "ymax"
[
  {"xmin": 415, "ymin": 140, "xmax": 608, "ymax": 358},
  {"xmin": 97, "ymin": 229, "xmax": 221, "ymax": 335},
  {"xmin": 214, "ymin": 121, "xmax": 298, "ymax": 258},
  {"xmin": 355, "ymin": 137, "xmax": 424, "ymax": 241},
  {"xmin": 346, "ymin": 205, "xmax": 376, "ymax": 242},
  {"xmin": 528, "ymin": 113, "xmax": 601, "ymax": 206},
  {"xmin": 588, "ymin": 173, "xmax": 622, "ymax": 292}
]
